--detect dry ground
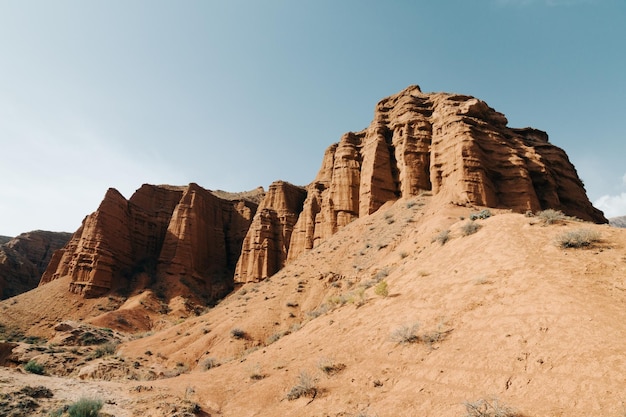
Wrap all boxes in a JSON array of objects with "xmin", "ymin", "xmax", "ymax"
[{"xmin": 1, "ymin": 196, "xmax": 625, "ymax": 416}]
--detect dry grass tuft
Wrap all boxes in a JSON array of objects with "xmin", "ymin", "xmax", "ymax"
[
  {"xmin": 556, "ymin": 228, "xmax": 601, "ymax": 248},
  {"xmin": 286, "ymin": 370, "xmax": 317, "ymax": 400}
]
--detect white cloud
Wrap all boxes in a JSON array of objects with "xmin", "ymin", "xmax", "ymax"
[{"xmin": 594, "ymin": 193, "xmax": 626, "ymax": 218}]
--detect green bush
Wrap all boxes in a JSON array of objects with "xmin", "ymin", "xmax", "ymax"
[
  {"xmin": 24, "ymin": 360, "xmax": 44, "ymax": 375},
  {"xmin": 374, "ymin": 280, "xmax": 389, "ymax": 297},
  {"xmin": 68, "ymin": 397, "xmax": 103, "ymax": 417},
  {"xmin": 469, "ymin": 209, "xmax": 492, "ymax": 220}
]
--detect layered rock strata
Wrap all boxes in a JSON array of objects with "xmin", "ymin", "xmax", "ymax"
[
  {"xmin": 286, "ymin": 86, "xmax": 606, "ymax": 263},
  {"xmin": 234, "ymin": 181, "xmax": 306, "ymax": 283},
  {"xmin": 39, "ymin": 85, "xmax": 606, "ymax": 291},
  {"xmin": 0, "ymin": 231, "xmax": 72, "ymax": 299},
  {"xmin": 40, "ymin": 184, "xmax": 258, "ymax": 299}
]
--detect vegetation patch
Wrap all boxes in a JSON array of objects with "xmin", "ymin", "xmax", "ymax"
[
  {"xmin": 67, "ymin": 397, "xmax": 103, "ymax": 417},
  {"xmin": 433, "ymin": 229, "xmax": 450, "ymax": 245},
  {"xmin": 469, "ymin": 209, "xmax": 492, "ymax": 220},
  {"xmin": 24, "ymin": 360, "xmax": 45, "ymax": 375},
  {"xmin": 556, "ymin": 228, "xmax": 601, "ymax": 248},
  {"xmin": 464, "ymin": 398, "xmax": 520, "ymax": 417},
  {"xmin": 318, "ymin": 357, "xmax": 346, "ymax": 376},
  {"xmin": 286, "ymin": 370, "xmax": 317, "ymax": 400},
  {"xmin": 374, "ymin": 280, "xmax": 389, "ymax": 297},
  {"xmin": 461, "ymin": 221, "xmax": 482, "ymax": 236},
  {"xmin": 202, "ymin": 357, "xmax": 220, "ymax": 370},
  {"xmin": 391, "ymin": 323, "xmax": 452, "ymax": 346},
  {"xmin": 390, "ymin": 324, "xmax": 420, "ymax": 344},
  {"xmin": 230, "ymin": 328, "xmax": 247, "ymax": 339}
]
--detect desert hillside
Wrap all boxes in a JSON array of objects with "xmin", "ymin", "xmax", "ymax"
[
  {"xmin": 1, "ymin": 198, "xmax": 625, "ymax": 416},
  {"xmin": 0, "ymin": 86, "xmax": 623, "ymax": 417}
]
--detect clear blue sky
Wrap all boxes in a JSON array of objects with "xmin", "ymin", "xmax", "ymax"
[{"xmin": 1, "ymin": 0, "xmax": 625, "ymax": 236}]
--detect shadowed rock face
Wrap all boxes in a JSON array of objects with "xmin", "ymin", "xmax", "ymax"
[
  {"xmin": 0, "ymin": 231, "xmax": 72, "ymax": 299},
  {"xmin": 40, "ymin": 184, "xmax": 258, "ymax": 300},
  {"xmin": 234, "ymin": 181, "xmax": 306, "ymax": 283}
]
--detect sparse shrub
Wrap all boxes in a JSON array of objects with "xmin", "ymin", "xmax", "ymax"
[
  {"xmin": 202, "ymin": 357, "xmax": 219, "ymax": 370},
  {"xmin": 265, "ymin": 331, "xmax": 286, "ymax": 345},
  {"xmin": 67, "ymin": 397, "xmax": 103, "ymax": 417},
  {"xmin": 347, "ymin": 287, "xmax": 366, "ymax": 306},
  {"xmin": 286, "ymin": 370, "xmax": 317, "ymax": 400},
  {"xmin": 390, "ymin": 323, "xmax": 420, "ymax": 344},
  {"xmin": 464, "ymin": 398, "xmax": 518, "ymax": 417},
  {"xmin": 390, "ymin": 323, "xmax": 451, "ymax": 346},
  {"xmin": 306, "ymin": 303, "xmax": 330, "ymax": 318},
  {"xmin": 374, "ymin": 280, "xmax": 389, "ymax": 297},
  {"xmin": 461, "ymin": 221, "xmax": 482, "ymax": 236},
  {"xmin": 318, "ymin": 357, "xmax": 346, "ymax": 376},
  {"xmin": 434, "ymin": 229, "xmax": 450, "ymax": 245},
  {"xmin": 374, "ymin": 267, "xmax": 389, "ymax": 282},
  {"xmin": 249, "ymin": 364, "xmax": 266, "ymax": 380},
  {"xmin": 469, "ymin": 209, "xmax": 492, "ymax": 221},
  {"xmin": 230, "ymin": 328, "xmax": 247, "ymax": 339},
  {"xmin": 400, "ymin": 251, "xmax": 409, "ymax": 259},
  {"xmin": 24, "ymin": 360, "xmax": 44, "ymax": 375},
  {"xmin": 537, "ymin": 209, "xmax": 568, "ymax": 225},
  {"xmin": 556, "ymin": 228, "xmax": 601, "ymax": 248},
  {"xmin": 91, "ymin": 342, "xmax": 117, "ymax": 359}
]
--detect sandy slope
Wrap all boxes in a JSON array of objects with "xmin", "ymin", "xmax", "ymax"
[{"xmin": 2, "ymin": 196, "xmax": 626, "ymax": 416}]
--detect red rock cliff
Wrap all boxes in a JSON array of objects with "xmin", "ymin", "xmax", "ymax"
[
  {"xmin": 234, "ymin": 181, "xmax": 306, "ymax": 283},
  {"xmin": 40, "ymin": 184, "xmax": 258, "ymax": 299},
  {"xmin": 287, "ymin": 85, "xmax": 605, "ymax": 260}
]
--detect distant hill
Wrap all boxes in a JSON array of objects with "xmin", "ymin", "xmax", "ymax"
[
  {"xmin": 609, "ymin": 215, "xmax": 626, "ymax": 228},
  {"xmin": 0, "ymin": 230, "xmax": 71, "ymax": 299},
  {"xmin": 0, "ymin": 236, "xmax": 11, "ymax": 245}
]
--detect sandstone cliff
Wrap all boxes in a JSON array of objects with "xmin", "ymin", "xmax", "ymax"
[
  {"xmin": 40, "ymin": 184, "xmax": 259, "ymax": 300},
  {"xmin": 0, "ymin": 231, "xmax": 71, "ymax": 299},
  {"xmin": 234, "ymin": 181, "xmax": 306, "ymax": 283},
  {"xmin": 38, "ymin": 85, "xmax": 606, "ymax": 292},
  {"xmin": 285, "ymin": 85, "xmax": 605, "ymax": 261}
]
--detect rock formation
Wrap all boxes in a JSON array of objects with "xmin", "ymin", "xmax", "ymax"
[
  {"xmin": 40, "ymin": 184, "xmax": 259, "ymax": 300},
  {"xmin": 285, "ymin": 85, "xmax": 605, "ymax": 260},
  {"xmin": 234, "ymin": 181, "xmax": 306, "ymax": 283},
  {"xmin": 0, "ymin": 231, "xmax": 72, "ymax": 299},
  {"xmin": 37, "ymin": 85, "xmax": 606, "ymax": 291}
]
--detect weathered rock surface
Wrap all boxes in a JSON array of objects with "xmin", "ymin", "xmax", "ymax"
[
  {"xmin": 40, "ymin": 184, "xmax": 259, "ymax": 300},
  {"xmin": 234, "ymin": 181, "xmax": 306, "ymax": 283},
  {"xmin": 286, "ymin": 85, "xmax": 605, "ymax": 261},
  {"xmin": 33, "ymin": 85, "xmax": 606, "ymax": 295},
  {"xmin": 0, "ymin": 231, "xmax": 71, "ymax": 299}
]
